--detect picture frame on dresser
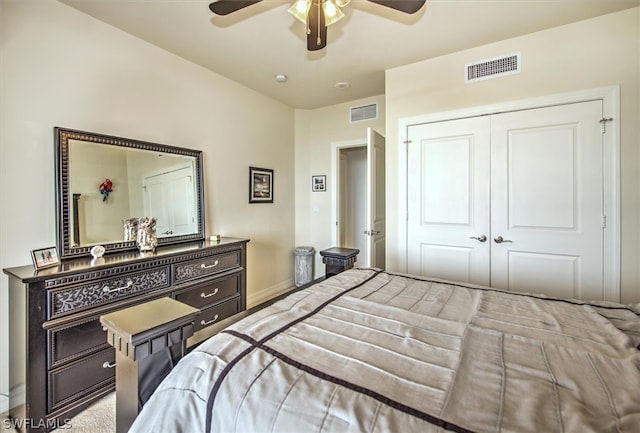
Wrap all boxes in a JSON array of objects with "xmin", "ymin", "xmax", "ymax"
[{"xmin": 31, "ymin": 246, "xmax": 60, "ymax": 270}]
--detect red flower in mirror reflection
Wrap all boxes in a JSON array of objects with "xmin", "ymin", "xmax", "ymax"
[{"xmin": 99, "ymin": 179, "xmax": 113, "ymax": 202}]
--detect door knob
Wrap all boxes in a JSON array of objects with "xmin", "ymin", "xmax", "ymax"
[
  {"xmin": 494, "ymin": 235, "xmax": 513, "ymax": 243},
  {"xmin": 469, "ymin": 235, "xmax": 487, "ymax": 242}
]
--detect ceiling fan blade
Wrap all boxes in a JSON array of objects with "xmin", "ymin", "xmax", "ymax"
[
  {"xmin": 366, "ymin": 0, "xmax": 426, "ymax": 14},
  {"xmin": 208, "ymin": 0, "xmax": 263, "ymax": 16},
  {"xmin": 307, "ymin": 1, "xmax": 327, "ymax": 51}
]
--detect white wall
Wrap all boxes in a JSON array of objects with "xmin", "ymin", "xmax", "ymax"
[
  {"xmin": 385, "ymin": 8, "xmax": 640, "ymax": 304},
  {"xmin": 0, "ymin": 0, "xmax": 295, "ymax": 408},
  {"xmin": 294, "ymin": 96, "xmax": 385, "ymax": 278}
]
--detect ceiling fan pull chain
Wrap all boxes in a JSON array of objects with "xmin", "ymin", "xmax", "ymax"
[{"xmin": 317, "ymin": 0, "xmax": 322, "ymax": 46}]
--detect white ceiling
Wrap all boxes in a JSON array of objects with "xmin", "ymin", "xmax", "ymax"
[{"xmin": 58, "ymin": 0, "xmax": 639, "ymax": 109}]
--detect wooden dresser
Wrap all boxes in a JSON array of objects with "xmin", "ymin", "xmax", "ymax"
[{"xmin": 3, "ymin": 237, "xmax": 248, "ymax": 433}]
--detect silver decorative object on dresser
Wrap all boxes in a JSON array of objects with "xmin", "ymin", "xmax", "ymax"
[{"xmin": 2, "ymin": 127, "xmax": 249, "ymax": 433}]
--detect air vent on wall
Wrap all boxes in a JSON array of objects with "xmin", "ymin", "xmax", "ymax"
[
  {"xmin": 350, "ymin": 103, "xmax": 378, "ymax": 123},
  {"xmin": 465, "ymin": 52, "xmax": 521, "ymax": 83}
]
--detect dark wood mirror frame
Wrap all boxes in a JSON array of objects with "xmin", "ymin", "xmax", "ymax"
[{"xmin": 55, "ymin": 127, "xmax": 205, "ymax": 258}]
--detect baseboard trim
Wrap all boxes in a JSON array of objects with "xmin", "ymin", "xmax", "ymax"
[
  {"xmin": 0, "ymin": 395, "xmax": 8, "ymax": 417},
  {"xmin": 0, "ymin": 384, "xmax": 24, "ymax": 416},
  {"xmin": 247, "ymin": 278, "xmax": 295, "ymax": 308}
]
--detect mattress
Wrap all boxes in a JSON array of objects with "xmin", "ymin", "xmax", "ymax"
[{"xmin": 130, "ymin": 268, "xmax": 640, "ymax": 432}]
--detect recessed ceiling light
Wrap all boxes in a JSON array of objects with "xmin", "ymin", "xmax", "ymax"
[
  {"xmin": 335, "ymin": 81, "xmax": 350, "ymax": 89},
  {"xmin": 274, "ymin": 74, "xmax": 288, "ymax": 83}
]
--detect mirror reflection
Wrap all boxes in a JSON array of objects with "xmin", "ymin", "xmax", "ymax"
[
  {"xmin": 69, "ymin": 140, "xmax": 198, "ymax": 245},
  {"xmin": 56, "ymin": 128, "xmax": 204, "ymax": 258}
]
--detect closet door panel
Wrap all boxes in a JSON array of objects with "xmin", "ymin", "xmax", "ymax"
[
  {"xmin": 407, "ymin": 117, "xmax": 491, "ymax": 285},
  {"xmin": 490, "ymin": 100, "xmax": 604, "ymax": 300},
  {"xmin": 508, "ymin": 126, "xmax": 576, "ymax": 229}
]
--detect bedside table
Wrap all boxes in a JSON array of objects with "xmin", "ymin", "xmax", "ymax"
[{"xmin": 319, "ymin": 247, "xmax": 360, "ymax": 278}]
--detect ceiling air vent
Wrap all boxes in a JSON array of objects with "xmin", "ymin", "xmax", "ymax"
[
  {"xmin": 350, "ymin": 103, "xmax": 378, "ymax": 123},
  {"xmin": 465, "ymin": 52, "xmax": 521, "ymax": 83}
]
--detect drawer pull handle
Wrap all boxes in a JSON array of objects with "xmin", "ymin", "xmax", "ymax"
[
  {"xmin": 201, "ymin": 315, "xmax": 219, "ymax": 326},
  {"xmin": 102, "ymin": 279, "xmax": 133, "ymax": 293},
  {"xmin": 102, "ymin": 361, "xmax": 116, "ymax": 369},
  {"xmin": 201, "ymin": 288, "xmax": 219, "ymax": 298},
  {"xmin": 200, "ymin": 260, "xmax": 219, "ymax": 270}
]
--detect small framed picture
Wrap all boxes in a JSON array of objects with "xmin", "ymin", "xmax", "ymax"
[
  {"xmin": 249, "ymin": 166, "xmax": 274, "ymax": 203},
  {"xmin": 31, "ymin": 246, "xmax": 60, "ymax": 270},
  {"xmin": 312, "ymin": 175, "xmax": 326, "ymax": 192}
]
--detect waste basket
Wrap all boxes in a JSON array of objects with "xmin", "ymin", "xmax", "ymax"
[{"xmin": 294, "ymin": 246, "xmax": 315, "ymax": 287}]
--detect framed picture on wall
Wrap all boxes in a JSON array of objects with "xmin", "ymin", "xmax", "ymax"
[
  {"xmin": 312, "ymin": 175, "xmax": 326, "ymax": 192},
  {"xmin": 31, "ymin": 246, "xmax": 60, "ymax": 270},
  {"xmin": 249, "ymin": 166, "xmax": 274, "ymax": 203}
]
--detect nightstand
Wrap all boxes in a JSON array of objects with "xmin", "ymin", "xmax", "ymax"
[{"xmin": 319, "ymin": 247, "xmax": 360, "ymax": 278}]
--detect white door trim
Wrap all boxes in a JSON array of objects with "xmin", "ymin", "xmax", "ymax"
[
  {"xmin": 331, "ymin": 138, "xmax": 366, "ymax": 247},
  {"xmin": 396, "ymin": 86, "xmax": 620, "ymax": 301}
]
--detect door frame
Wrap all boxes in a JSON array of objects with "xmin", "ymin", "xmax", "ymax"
[
  {"xmin": 331, "ymin": 138, "xmax": 366, "ymax": 249},
  {"xmin": 397, "ymin": 86, "xmax": 620, "ymax": 301}
]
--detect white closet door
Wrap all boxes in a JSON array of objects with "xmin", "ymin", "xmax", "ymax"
[
  {"xmin": 406, "ymin": 100, "xmax": 605, "ymax": 301},
  {"xmin": 490, "ymin": 100, "xmax": 604, "ymax": 300},
  {"xmin": 407, "ymin": 116, "xmax": 491, "ymax": 285}
]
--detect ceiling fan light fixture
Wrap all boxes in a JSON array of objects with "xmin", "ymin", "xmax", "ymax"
[
  {"xmin": 288, "ymin": 0, "xmax": 311, "ymax": 24},
  {"xmin": 288, "ymin": 0, "xmax": 346, "ymax": 27},
  {"xmin": 323, "ymin": 0, "xmax": 345, "ymax": 26}
]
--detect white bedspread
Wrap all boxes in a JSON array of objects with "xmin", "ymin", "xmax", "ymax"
[{"xmin": 130, "ymin": 269, "xmax": 640, "ymax": 433}]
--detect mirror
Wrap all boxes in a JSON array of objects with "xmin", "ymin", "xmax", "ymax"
[{"xmin": 55, "ymin": 127, "xmax": 205, "ymax": 258}]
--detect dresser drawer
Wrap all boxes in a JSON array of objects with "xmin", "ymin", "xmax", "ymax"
[
  {"xmin": 48, "ymin": 348, "xmax": 115, "ymax": 412},
  {"xmin": 48, "ymin": 317, "xmax": 110, "ymax": 368},
  {"xmin": 173, "ymin": 250, "xmax": 240, "ymax": 284},
  {"xmin": 49, "ymin": 267, "xmax": 170, "ymax": 319},
  {"xmin": 175, "ymin": 273, "xmax": 240, "ymax": 309},
  {"xmin": 194, "ymin": 297, "xmax": 241, "ymax": 331}
]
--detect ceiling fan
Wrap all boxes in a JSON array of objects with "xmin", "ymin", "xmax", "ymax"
[{"xmin": 208, "ymin": 0, "xmax": 426, "ymax": 51}]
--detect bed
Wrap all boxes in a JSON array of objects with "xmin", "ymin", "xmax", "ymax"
[{"xmin": 129, "ymin": 268, "xmax": 640, "ymax": 432}]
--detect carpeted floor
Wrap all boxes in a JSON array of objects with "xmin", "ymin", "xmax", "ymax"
[{"xmin": 1, "ymin": 392, "xmax": 115, "ymax": 433}]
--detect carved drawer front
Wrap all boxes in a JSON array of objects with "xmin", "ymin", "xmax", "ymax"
[
  {"xmin": 48, "ymin": 348, "xmax": 115, "ymax": 412},
  {"xmin": 194, "ymin": 297, "xmax": 241, "ymax": 332},
  {"xmin": 175, "ymin": 273, "xmax": 240, "ymax": 309},
  {"xmin": 173, "ymin": 250, "xmax": 240, "ymax": 284},
  {"xmin": 49, "ymin": 267, "xmax": 170, "ymax": 319},
  {"xmin": 48, "ymin": 317, "xmax": 110, "ymax": 369}
]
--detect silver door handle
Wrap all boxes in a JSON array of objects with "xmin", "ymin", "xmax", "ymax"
[
  {"xmin": 469, "ymin": 235, "xmax": 487, "ymax": 242},
  {"xmin": 364, "ymin": 230, "xmax": 380, "ymax": 235},
  {"xmin": 494, "ymin": 236, "xmax": 513, "ymax": 243}
]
